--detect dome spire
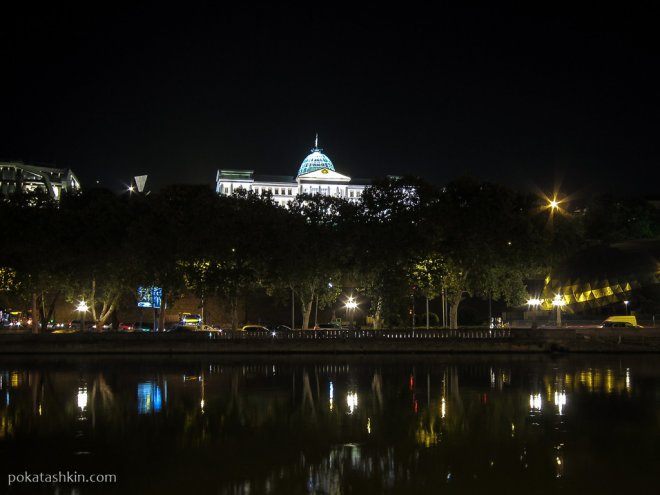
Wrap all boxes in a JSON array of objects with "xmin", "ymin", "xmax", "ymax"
[{"xmin": 297, "ymin": 137, "xmax": 335, "ymax": 176}]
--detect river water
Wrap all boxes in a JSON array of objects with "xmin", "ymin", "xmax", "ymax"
[{"xmin": 0, "ymin": 354, "xmax": 658, "ymax": 494}]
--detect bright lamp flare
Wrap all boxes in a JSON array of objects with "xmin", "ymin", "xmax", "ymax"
[
  {"xmin": 77, "ymin": 387, "xmax": 88, "ymax": 410},
  {"xmin": 76, "ymin": 301, "xmax": 89, "ymax": 312},
  {"xmin": 552, "ymin": 295, "xmax": 566, "ymax": 307},
  {"xmin": 346, "ymin": 391, "xmax": 358, "ymax": 414}
]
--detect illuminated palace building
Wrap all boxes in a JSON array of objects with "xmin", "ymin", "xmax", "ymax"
[
  {"xmin": 0, "ymin": 161, "xmax": 81, "ymax": 200},
  {"xmin": 215, "ymin": 138, "xmax": 369, "ymax": 206}
]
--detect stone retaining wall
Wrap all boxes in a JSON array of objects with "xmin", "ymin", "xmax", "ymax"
[{"xmin": 1, "ymin": 327, "xmax": 659, "ymax": 353}]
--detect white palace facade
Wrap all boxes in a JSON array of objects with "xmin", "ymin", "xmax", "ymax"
[{"xmin": 215, "ymin": 139, "xmax": 369, "ymax": 206}]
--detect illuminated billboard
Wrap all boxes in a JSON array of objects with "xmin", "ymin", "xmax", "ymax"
[{"xmin": 137, "ymin": 287, "xmax": 162, "ymax": 309}]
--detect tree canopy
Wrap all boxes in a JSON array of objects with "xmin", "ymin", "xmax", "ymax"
[{"xmin": 0, "ymin": 177, "xmax": 598, "ymax": 330}]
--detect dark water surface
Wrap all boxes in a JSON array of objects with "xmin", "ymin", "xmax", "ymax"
[{"xmin": 0, "ymin": 354, "xmax": 658, "ymax": 494}]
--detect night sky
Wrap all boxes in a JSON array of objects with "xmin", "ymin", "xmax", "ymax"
[{"xmin": 2, "ymin": 5, "xmax": 659, "ymax": 195}]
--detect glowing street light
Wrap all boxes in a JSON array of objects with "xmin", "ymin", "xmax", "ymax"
[
  {"xmin": 76, "ymin": 300, "xmax": 89, "ymax": 332},
  {"xmin": 128, "ymin": 185, "xmax": 135, "ymax": 193},
  {"xmin": 624, "ymin": 300, "xmax": 630, "ymax": 315},
  {"xmin": 527, "ymin": 298, "xmax": 542, "ymax": 329},
  {"xmin": 549, "ymin": 199, "xmax": 559, "ymax": 210},
  {"xmin": 345, "ymin": 296, "xmax": 358, "ymax": 328}
]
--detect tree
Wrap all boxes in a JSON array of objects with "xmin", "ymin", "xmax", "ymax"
[
  {"xmin": 0, "ymin": 190, "xmax": 70, "ymax": 333},
  {"xmin": 276, "ymin": 194, "xmax": 347, "ymax": 329},
  {"xmin": 410, "ymin": 255, "xmax": 444, "ymax": 328},
  {"xmin": 354, "ymin": 177, "xmax": 439, "ymax": 328},
  {"xmin": 434, "ymin": 178, "xmax": 575, "ymax": 328},
  {"xmin": 61, "ymin": 189, "xmax": 140, "ymax": 329},
  {"xmin": 130, "ymin": 185, "xmax": 218, "ymax": 330}
]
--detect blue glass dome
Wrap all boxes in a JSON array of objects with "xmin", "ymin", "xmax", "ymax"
[{"xmin": 297, "ymin": 148, "xmax": 335, "ymax": 176}]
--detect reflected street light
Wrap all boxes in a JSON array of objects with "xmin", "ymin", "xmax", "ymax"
[{"xmin": 76, "ymin": 300, "xmax": 89, "ymax": 332}]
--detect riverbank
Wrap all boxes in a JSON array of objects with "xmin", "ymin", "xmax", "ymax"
[{"xmin": 1, "ymin": 327, "xmax": 660, "ymax": 353}]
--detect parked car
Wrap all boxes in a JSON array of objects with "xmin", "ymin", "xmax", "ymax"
[
  {"xmin": 601, "ymin": 321, "xmax": 640, "ymax": 328},
  {"xmin": 68, "ymin": 320, "xmax": 97, "ymax": 331},
  {"xmin": 197, "ymin": 324, "xmax": 223, "ymax": 333},
  {"xmin": 316, "ymin": 323, "xmax": 342, "ymax": 330},
  {"xmin": 600, "ymin": 316, "xmax": 641, "ymax": 328},
  {"xmin": 269, "ymin": 324, "xmax": 292, "ymax": 337},
  {"xmin": 180, "ymin": 313, "xmax": 202, "ymax": 326},
  {"xmin": 118, "ymin": 322, "xmax": 135, "ymax": 332},
  {"xmin": 52, "ymin": 327, "xmax": 80, "ymax": 334},
  {"xmin": 241, "ymin": 324, "xmax": 270, "ymax": 333},
  {"xmin": 133, "ymin": 321, "xmax": 154, "ymax": 332},
  {"xmin": 166, "ymin": 325, "xmax": 195, "ymax": 333}
]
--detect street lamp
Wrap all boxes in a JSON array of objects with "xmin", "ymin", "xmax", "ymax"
[
  {"xmin": 76, "ymin": 300, "xmax": 89, "ymax": 332},
  {"xmin": 527, "ymin": 298, "xmax": 541, "ymax": 329},
  {"xmin": 624, "ymin": 300, "xmax": 630, "ymax": 316},
  {"xmin": 345, "ymin": 297, "xmax": 358, "ymax": 328},
  {"xmin": 551, "ymin": 295, "xmax": 565, "ymax": 327}
]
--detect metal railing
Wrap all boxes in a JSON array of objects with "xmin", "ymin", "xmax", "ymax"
[{"xmin": 198, "ymin": 328, "xmax": 513, "ymax": 341}]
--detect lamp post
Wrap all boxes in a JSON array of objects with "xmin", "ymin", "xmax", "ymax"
[
  {"xmin": 552, "ymin": 295, "xmax": 565, "ymax": 327},
  {"xmin": 624, "ymin": 300, "xmax": 630, "ymax": 316},
  {"xmin": 76, "ymin": 301, "xmax": 89, "ymax": 332},
  {"xmin": 345, "ymin": 297, "xmax": 357, "ymax": 329},
  {"xmin": 526, "ymin": 298, "xmax": 541, "ymax": 329}
]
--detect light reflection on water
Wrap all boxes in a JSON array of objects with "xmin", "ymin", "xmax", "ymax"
[{"xmin": 0, "ymin": 355, "xmax": 658, "ymax": 494}]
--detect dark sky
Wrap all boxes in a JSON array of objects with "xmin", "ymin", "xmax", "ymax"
[{"xmin": 2, "ymin": 4, "xmax": 659, "ymax": 195}]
